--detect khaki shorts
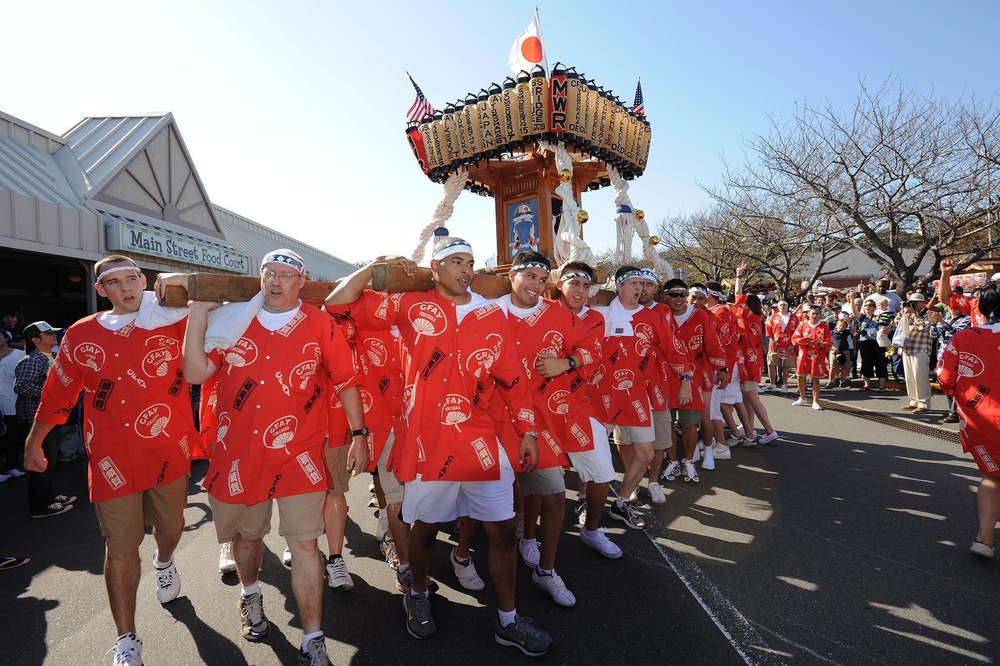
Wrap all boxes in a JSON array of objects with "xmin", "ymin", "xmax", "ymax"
[
  {"xmin": 611, "ymin": 424, "xmax": 655, "ymax": 446},
  {"xmin": 324, "ymin": 445, "xmax": 352, "ymax": 496},
  {"xmin": 652, "ymin": 411, "xmax": 674, "ymax": 450},
  {"xmin": 515, "ymin": 466, "xmax": 566, "ymax": 496},
  {"xmin": 377, "ymin": 431, "xmax": 404, "ymax": 506},
  {"xmin": 830, "ymin": 350, "xmax": 851, "ymax": 370},
  {"xmin": 95, "ymin": 475, "xmax": 188, "ymax": 558},
  {"xmin": 767, "ymin": 352, "xmax": 797, "ymax": 368},
  {"xmin": 210, "ymin": 491, "xmax": 325, "ymax": 543}
]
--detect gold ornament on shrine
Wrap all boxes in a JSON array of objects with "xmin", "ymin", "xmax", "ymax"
[
  {"xmin": 578, "ymin": 210, "xmax": 589, "ymax": 223},
  {"xmin": 558, "ymin": 168, "xmax": 573, "ymax": 183},
  {"xmin": 635, "ymin": 209, "xmax": 645, "ymax": 220},
  {"xmin": 649, "ymin": 235, "xmax": 660, "ymax": 246}
]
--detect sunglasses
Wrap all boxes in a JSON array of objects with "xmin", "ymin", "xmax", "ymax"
[{"xmin": 665, "ymin": 292, "xmax": 688, "ymax": 298}]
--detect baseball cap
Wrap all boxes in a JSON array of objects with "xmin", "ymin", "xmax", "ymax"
[
  {"xmin": 23, "ymin": 321, "xmax": 62, "ymax": 339},
  {"xmin": 908, "ymin": 293, "xmax": 927, "ymax": 302}
]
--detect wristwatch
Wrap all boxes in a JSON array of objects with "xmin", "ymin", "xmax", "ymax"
[
  {"xmin": 523, "ymin": 431, "xmax": 538, "ymax": 439},
  {"xmin": 350, "ymin": 427, "xmax": 370, "ymax": 438},
  {"xmin": 680, "ymin": 373, "xmax": 692, "ymax": 382},
  {"xmin": 566, "ymin": 356, "xmax": 577, "ymax": 372}
]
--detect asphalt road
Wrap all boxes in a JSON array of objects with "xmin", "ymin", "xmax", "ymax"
[{"xmin": 1, "ymin": 389, "xmax": 996, "ymax": 665}]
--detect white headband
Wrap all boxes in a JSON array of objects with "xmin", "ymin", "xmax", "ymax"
[
  {"xmin": 639, "ymin": 269, "xmax": 658, "ymax": 282},
  {"xmin": 261, "ymin": 249, "xmax": 306, "ymax": 274},
  {"xmin": 707, "ymin": 288, "xmax": 726, "ymax": 300},
  {"xmin": 559, "ymin": 271, "xmax": 592, "ymax": 282},
  {"xmin": 616, "ymin": 270, "xmax": 644, "ymax": 284},
  {"xmin": 433, "ymin": 240, "xmax": 474, "ymax": 261},
  {"xmin": 96, "ymin": 264, "xmax": 140, "ymax": 283},
  {"xmin": 688, "ymin": 287, "xmax": 707, "ymax": 296}
]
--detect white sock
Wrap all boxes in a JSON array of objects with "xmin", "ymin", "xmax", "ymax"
[
  {"xmin": 153, "ymin": 551, "xmax": 172, "ymax": 568},
  {"xmin": 498, "ymin": 609, "xmax": 517, "ymax": 628},
  {"xmin": 398, "ymin": 563, "xmax": 410, "ymax": 573},
  {"xmin": 301, "ymin": 631, "xmax": 323, "ymax": 648},
  {"xmin": 241, "ymin": 582, "xmax": 261, "ymax": 597}
]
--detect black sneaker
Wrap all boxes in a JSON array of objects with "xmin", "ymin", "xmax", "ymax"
[
  {"xmin": 494, "ymin": 615, "xmax": 553, "ymax": 657},
  {"xmin": 403, "ymin": 592, "xmax": 436, "ymax": 639},
  {"xmin": 53, "ymin": 494, "xmax": 78, "ymax": 505},
  {"xmin": 31, "ymin": 502, "xmax": 73, "ymax": 519},
  {"xmin": 574, "ymin": 497, "xmax": 587, "ymax": 525},
  {"xmin": 298, "ymin": 634, "xmax": 333, "ymax": 665},
  {"xmin": 609, "ymin": 498, "xmax": 647, "ymax": 529}
]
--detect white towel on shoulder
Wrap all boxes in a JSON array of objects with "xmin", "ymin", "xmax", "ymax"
[
  {"xmin": 205, "ymin": 292, "xmax": 265, "ymax": 352},
  {"xmin": 598, "ymin": 297, "xmax": 637, "ymax": 337},
  {"xmin": 134, "ymin": 292, "xmax": 187, "ymax": 330}
]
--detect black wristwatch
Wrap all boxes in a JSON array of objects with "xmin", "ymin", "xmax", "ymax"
[
  {"xmin": 350, "ymin": 427, "xmax": 370, "ymax": 438},
  {"xmin": 566, "ymin": 356, "xmax": 577, "ymax": 372}
]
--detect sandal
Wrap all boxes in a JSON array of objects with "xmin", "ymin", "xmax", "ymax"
[{"xmin": 0, "ymin": 556, "xmax": 30, "ymax": 571}]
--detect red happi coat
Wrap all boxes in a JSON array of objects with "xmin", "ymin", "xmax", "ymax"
[
  {"xmin": 326, "ymin": 318, "xmax": 400, "ymax": 470},
  {"xmin": 791, "ymin": 320, "xmax": 832, "ymax": 377},
  {"xmin": 672, "ymin": 305, "xmax": 726, "ymax": 409},
  {"xmin": 328, "ymin": 290, "xmax": 536, "ymax": 483},
  {"xmin": 203, "ymin": 305, "xmax": 359, "ymax": 505},
  {"xmin": 709, "ymin": 303, "xmax": 750, "ymax": 380},
  {"xmin": 949, "ymin": 294, "xmax": 987, "ymax": 327},
  {"xmin": 766, "ymin": 311, "xmax": 800, "ymax": 358},
  {"xmin": 936, "ymin": 325, "xmax": 1000, "ymax": 477},
  {"xmin": 590, "ymin": 301, "xmax": 695, "ymax": 427},
  {"xmin": 36, "ymin": 315, "xmax": 200, "ymax": 502},
  {"xmin": 734, "ymin": 295, "xmax": 765, "ymax": 383},
  {"xmin": 491, "ymin": 297, "xmax": 601, "ymax": 469}
]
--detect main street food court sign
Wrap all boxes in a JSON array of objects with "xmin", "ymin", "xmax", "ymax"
[{"xmin": 108, "ymin": 217, "xmax": 250, "ymax": 273}]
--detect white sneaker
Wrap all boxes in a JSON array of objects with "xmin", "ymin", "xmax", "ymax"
[
  {"xmin": 368, "ymin": 480, "xmax": 376, "ymax": 493},
  {"xmin": 661, "ymin": 460, "xmax": 681, "ymax": 482},
  {"xmin": 710, "ymin": 442, "xmax": 732, "ymax": 460},
  {"xmin": 375, "ymin": 509, "xmax": 389, "ymax": 542},
  {"xmin": 683, "ymin": 459, "xmax": 700, "ymax": 483},
  {"xmin": 648, "ymin": 482, "xmax": 666, "ymax": 506},
  {"xmin": 219, "ymin": 542, "xmax": 237, "ymax": 574},
  {"xmin": 759, "ymin": 431, "xmax": 779, "ymax": 444},
  {"xmin": 326, "ymin": 555, "xmax": 355, "ymax": 591},
  {"xmin": 282, "ymin": 547, "xmax": 292, "ymax": 567},
  {"xmin": 518, "ymin": 538, "xmax": 540, "ymax": 567},
  {"xmin": 579, "ymin": 526, "xmax": 623, "ymax": 559},
  {"xmin": 726, "ymin": 433, "xmax": 742, "ymax": 446},
  {"xmin": 152, "ymin": 553, "xmax": 180, "ymax": 604},
  {"xmin": 110, "ymin": 632, "xmax": 143, "ymax": 666},
  {"xmin": 532, "ymin": 568, "xmax": 576, "ymax": 607},
  {"xmin": 780, "ymin": 384, "xmax": 788, "ymax": 394},
  {"xmin": 736, "ymin": 425, "xmax": 745, "ymax": 439},
  {"xmin": 791, "ymin": 397, "xmax": 806, "ymax": 406},
  {"xmin": 701, "ymin": 444, "xmax": 715, "ymax": 470},
  {"xmin": 450, "ymin": 547, "xmax": 485, "ymax": 591},
  {"xmin": 812, "ymin": 402, "xmax": 823, "ymax": 411},
  {"xmin": 691, "ymin": 442, "xmax": 703, "ymax": 463}
]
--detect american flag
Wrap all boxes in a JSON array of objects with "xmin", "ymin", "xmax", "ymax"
[
  {"xmin": 632, "ymin": 79, "xmax": 645, "ymax": 117},
  {"xmin": 406, "ymin": 72, "xmax": 435, "ymax": 123}
]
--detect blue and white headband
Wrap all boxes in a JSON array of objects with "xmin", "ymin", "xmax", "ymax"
[
  {"xmin": 707, "ymin": 288, "xmax": 726, "ymax": 300},
  {"xmin": 261, "ymin": 249, "xmax": 306, "ymax": 274},
  {"xmin": 639, "ymin": 269, "xmax": 658, "ymax": 282},
  {"xmin": 432, "ymin": 240, "xmax": 474, "ymax": 261},
  {"xmin": 512, "ymin": 261, "xmax": 550, "ymax": 272},
  {"xmin": 616, "ymin": 270, "xmax": 644, "ymax": 285}
]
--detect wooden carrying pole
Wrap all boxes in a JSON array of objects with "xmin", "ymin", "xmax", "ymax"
[{"xmin": 157, "ymin": 265, "xmax": 514, "ymax": 307}]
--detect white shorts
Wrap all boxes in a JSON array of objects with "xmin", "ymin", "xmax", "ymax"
[
  {"xmin": 565, "ymin": 418, "xmax": 616, "ymax": 484},
  {"xmin": 718, "ymin": 365, "xmax": 744, "ymax": 405},
  {"xmin": 401, "ymin": 441, "xmax": 514, "ymax": 524},
  {"xmin": 377, "ymin": 430, "xmax": 403, "ymax": 506}
]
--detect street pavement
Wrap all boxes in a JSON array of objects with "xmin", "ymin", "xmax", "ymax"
[{"xmin": 1, "ymin": 383, "xmax": 996, "ymax": 665}]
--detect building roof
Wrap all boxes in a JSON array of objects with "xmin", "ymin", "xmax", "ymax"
[
  {"xmin": 0, "ymin": 121, "xmax": 90, "ymax": 212},
  {"xmin": 214, "ymin": 205, "xmax": 357, "ymax": 281}
]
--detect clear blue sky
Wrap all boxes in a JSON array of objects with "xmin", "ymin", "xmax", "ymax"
[{"xmin": 3, "ymin": 0, "xmax": 997, "ymax": 265}]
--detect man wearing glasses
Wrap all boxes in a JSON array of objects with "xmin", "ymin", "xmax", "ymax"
[{"xmin": 183, "ymin": 249, "xmax": 367, "ymax": 666}]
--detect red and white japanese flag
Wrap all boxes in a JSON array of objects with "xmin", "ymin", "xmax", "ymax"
[{"xmin": 508, "ymin": 10, "xmax": 547, "ymax": 76}]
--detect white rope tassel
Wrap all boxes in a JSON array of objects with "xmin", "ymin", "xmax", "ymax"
[
  {"xmin": 411, "ymin": 168, "xmax": 468, "ymax": 263},
  {"xmin": 541, "ymin": 142, "xmax": 596, "ymax": 270},
  {"xmin": 608, "ymin": 166, "xmax": 672, "ymax": 279}
]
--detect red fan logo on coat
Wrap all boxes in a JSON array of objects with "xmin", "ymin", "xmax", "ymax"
[
  {"xmin": 612, "ymin": 369, "xmax": 635, "ymax": 390},
  {"xmin": 225, "ymin": 337, "xmax": 259, "ymax": 368},
  {"xmin": 441, "ymin": 394, "xmax": 472, "ymax": 432},
  {"xmin": 408, "ymin": 302, "xmax": 448, "ymax": 342},
  {"xmin": 958, "ymin": 352, "xmax": 985, "ymax": 378},
  {"xmin": 634, "ymin": 322, "xmax": 654, "ymax": 355},
  {"xmin": 73, "ymin": 342, "xmax": 106, "ymax": 372},
  {"xmin": 263, "ymin": 416, "xmax": 298, "ymax": 452},
  {"xmin": 364, "ymin": 337, "xmax": 388, "ymax": 367},
  {"xmin": 134, "ymin": 404, "xmax": 171, "ymax": 439},
  {"xmin": 466, "ymin": 347, "xmax": 497, "ymax": 379},
  {"xmin": 547, "ymin": 389, "xmax": 571, "ymax": 416},
  {"xmin": 539, "ymin": 330, "xmax": 565, "ymax": 357}
]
